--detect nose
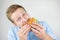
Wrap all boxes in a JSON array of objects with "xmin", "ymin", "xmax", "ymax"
[
  {"xmin": 22, "ymin": 17, "xmax": 27, "ymax": 24},
  {"xmin": 22, "ymin": 17, "xmax": 27, "ymax": 21}
]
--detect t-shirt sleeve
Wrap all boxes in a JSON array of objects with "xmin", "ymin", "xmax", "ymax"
[{"xmin": 8, "ymin": 28, "xmax": 17, "ymax": 40}]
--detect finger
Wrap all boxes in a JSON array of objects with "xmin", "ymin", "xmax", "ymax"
[
  {"xmin": 31, "ymin": 24, "xmax": 42, "ymax": 32},
  {"xmin": 31, "ymin": 28, "xmax": 46, "ymax": 39},
  {"xmin": 20, "ymin": 24, "xmax": 29, "ymax": 33},
  {"xmin": 31, "ymin": 28, "xmax": 41, "ymax": 37},
  {"xmin": 23, "ymin": 26, "xmax": 31, "ymax": 35},
  {"xmin": 32, "ymin": 22, "xmax": 43, "ymax": 29}
]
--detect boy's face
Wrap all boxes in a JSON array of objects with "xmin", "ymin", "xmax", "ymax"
[{"xmin": 11, "ymin": 8, "xmax": 30, "ymax": 27}]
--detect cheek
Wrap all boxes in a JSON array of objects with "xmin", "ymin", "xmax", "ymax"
[{"xmin": 15, "ymin": 21, "xmax": 23, "ymax": 27}]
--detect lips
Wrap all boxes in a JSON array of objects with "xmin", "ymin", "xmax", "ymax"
[{"xmin": 22, "ymin": 18, "xmax": 29, "ymax": 26}]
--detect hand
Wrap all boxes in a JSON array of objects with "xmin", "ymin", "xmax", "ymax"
[
  {"xmin": 18, "ymin": 24, "xmax": 31, "ymax": 40},
  {"xmin": 31, "ymin": 23, "xmax": 53, "ymax": 40}
]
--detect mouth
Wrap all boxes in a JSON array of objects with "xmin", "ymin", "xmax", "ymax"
[{"xmin": 22, "ymin": 18, "xmax": 30, "ymax": 26}]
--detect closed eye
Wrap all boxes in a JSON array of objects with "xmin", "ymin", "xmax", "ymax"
[
  {"xmin": 23, "ymin": 13, "xmax": 26, "ymax": 17},
  {"xmin": 17, "ymin": 17, "xmax": 21, "ymax": 21}
]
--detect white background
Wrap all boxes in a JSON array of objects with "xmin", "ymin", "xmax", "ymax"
[{"xmin": 0, "ymin": 0, "xmax": 60, "ymax": 40}]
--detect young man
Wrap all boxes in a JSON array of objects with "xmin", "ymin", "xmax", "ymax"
[{"xmin": 6, "ymin": 4, "xmax": 58, "ymax": 40}]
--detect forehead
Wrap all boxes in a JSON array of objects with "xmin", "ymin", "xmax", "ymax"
[{"xmin": 11, "ymin": 8, "xmax": 26, "ymax": 20}]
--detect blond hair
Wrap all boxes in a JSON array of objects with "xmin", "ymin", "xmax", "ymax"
[{"xmin": 6, "ymin": 4, "xmax": 26, "ymax": 23}]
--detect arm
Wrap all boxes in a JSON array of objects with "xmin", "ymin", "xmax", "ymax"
[
  {"xmin": 41, "ymin": 21, "xmax": 58, "ymax": 40},
  {"xmin": 31, "ymin": 21, "xmax": 58, "ymax": 40}
]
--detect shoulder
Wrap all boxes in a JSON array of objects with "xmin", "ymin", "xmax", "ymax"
[
  {"xmin": 8, "ymin": 26, "xmax": 20, "ymax": 35},
  {"xmin": 8, "ymin": 26, "xmax": 20, "ymax": 40},
  {"xmin": 38, "ymin": 21, "xmax": 50, "ymax": 30},
  {"xmin": 38, "ymin": 21, "xmax": 48, "ymax": 27}
]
